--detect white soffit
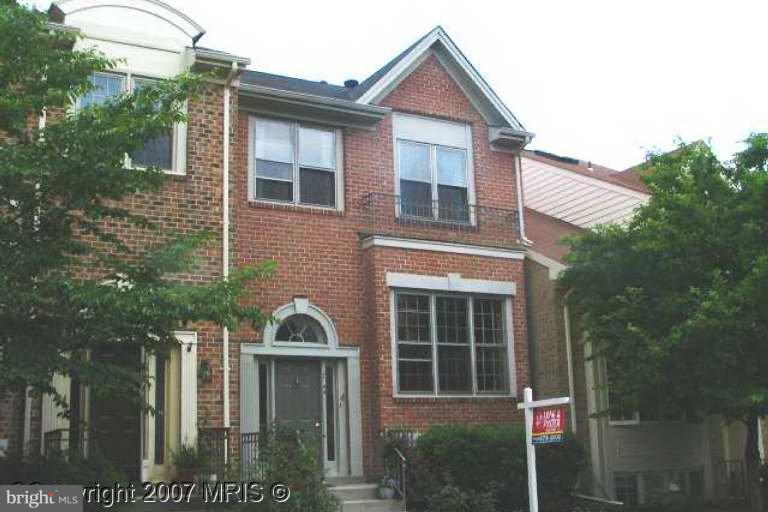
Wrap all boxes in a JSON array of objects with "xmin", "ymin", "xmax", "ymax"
[{"xmin": 521, "ymin": 157, "xmax": 649, "ymax": 228}]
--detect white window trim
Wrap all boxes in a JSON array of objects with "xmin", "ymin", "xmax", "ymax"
[
  {"xmin": 247, "ymin": 116, "xmax": 345, "ymax": 212},
  {"xmin": 386, "ymin": 272, "xmax": 516, "ymax": 296},
  {"xmin": 76, "ymin": 71, "xmax": 187, "ymax": 175},
  {"xmin": 392, "ymin": 113, "xmax": 476, "ymax": 224},
  {"xmin": 389, "ymin": 287, "xmax": 517, "ymax": 399},
  {"xmin": 262, "ymin": 297, "xmax": 340, "ymax": 350}
]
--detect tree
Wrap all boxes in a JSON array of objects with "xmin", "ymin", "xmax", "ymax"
[
  {"xmin": 561, "ymin": 135, "xmax": 768, "ymax": 509},
  {"xmin": 0, "ymin": 1, "xmax": 273, "ymax": 447}
]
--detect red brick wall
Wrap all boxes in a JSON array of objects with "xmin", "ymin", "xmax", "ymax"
[{"xmin": 229, "ymin": 55, "xmax": 528, "ymax": 476}]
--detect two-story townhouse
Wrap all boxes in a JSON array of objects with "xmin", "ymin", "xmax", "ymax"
[
  {"xmin": 522, "ymin": 149, "xmax": 755, "ymax": 505},
  {"xmin": 2, "ymin": 0, "xmax": 535, "ymax": 483}
]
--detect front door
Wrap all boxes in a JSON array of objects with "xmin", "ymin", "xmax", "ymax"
[
  {"xmin": 90, "ymin": 346, "xmax": 142, "ymax": 481},
  {"xmin": 274, "ymin": 360, "xmax": 323, "ymax": 462}
]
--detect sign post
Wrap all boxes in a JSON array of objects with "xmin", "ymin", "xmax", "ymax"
[{"xmin": 517, "ymin": 387, "xmax": 570, "ymax": 512}]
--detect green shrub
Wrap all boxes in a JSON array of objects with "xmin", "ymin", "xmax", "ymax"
[
  {"xmin": 240, "ymin": 428, "xmax": 338, "ymax": 512},
  {"xmin": 413, "ymin": 424, "xmax": 584, "ymax": 512},
  {"xmin": 426, "ymin": 482, "xmax": 497, "ymax": 512},
  {"xmin": 0, "ymin": 451, "xmax": 127, "ymax": 511}
]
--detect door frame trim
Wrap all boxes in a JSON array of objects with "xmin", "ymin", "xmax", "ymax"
[{"xmin": 241, "ymin": 343, "xmax": 362, "ymax": 477}]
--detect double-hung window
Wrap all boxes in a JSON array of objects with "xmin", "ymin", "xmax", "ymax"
[
  {"xmin": 394, "ymin": 291, "xmax": 511, "ymax": 396},
  {"xmin": 78, "ymin": 72, "xmax": 180, "ymax": 173},
  {"xmin": 250, "ymin": 117, "xmax": 340, "ymax": 209},
  {"xmin": 394, "ymin": 114, "xmax": 472, "ymax": 223}
]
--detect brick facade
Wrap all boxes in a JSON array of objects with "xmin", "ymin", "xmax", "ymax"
[
  {"xmin": 229, "ymin": 55, "xmax": 529, "ymax": 475},
  {"xmin": 3, "ymin": 27, "xmax": 532, "ymax": 480}
]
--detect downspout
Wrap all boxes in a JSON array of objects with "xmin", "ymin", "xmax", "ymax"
[
  {"xmin": 515, "ymin": 153, "xmax": 532, "ymax": 245},
  {"xmin": 563, "ymin": 289, "xmax": 577, "ymax": 432},
  {"xmin": 222, "ymin": 62, "xmax": 238, "ymax": 441}
]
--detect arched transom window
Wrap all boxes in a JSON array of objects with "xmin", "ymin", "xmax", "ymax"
[{"xmin": 275, "ymin": 314, "xmax": 327, "ymax": 344}]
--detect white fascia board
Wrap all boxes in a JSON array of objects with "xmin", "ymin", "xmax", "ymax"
[
  {"xmin": 361, "ymin": 236, "xmax": 525, "ymax": 260},
  {"xmin": 386, "ymin": 272, "xmax": 516, "ymax": 296},
  {"xmin": 356, "ymin": 28, "xmax": 526, "ymax": 132},
  {"xmin": 526, "ymin": 250, "xmax": 568, "ymax": 280}
]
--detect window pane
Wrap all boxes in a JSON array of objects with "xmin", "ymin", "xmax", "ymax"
[
  {"xmin": 275, "ymin": 314, "xmax": 327, "ymax": 344},
  {"xmin": 256, "ymin": 160, "xmax": 292, "ymax": 181},
  {"xmin": 396, "ymin": 294, "xmax": 430, "ymax": 343},
  {"xmin": 400, "ymin": 180, "xmax": 432, "ymax": 218},
  {"xmin": 398, "ymin": 360, "xmax": 433, "ymax": 392},
  {"xmin": 398, "ymin": 141, "xmax": 430, "ymax": 182},
  {"xmin": 299, "ymin": 127, "xmax": 335, "ymax": 169},
  {"xmin": 436, "ymin": 297, "xmax": 468, "ymax": 344},
  {"xmin": 132, "ymin": 131, "xmax": 173, "ymax": 169},
  {"xmin": 476, "ymin": 346, "xmax": 508, "ymax": 392},
  {"xmin": 255, "ymin": 119, "xmax": 293, "ymax": 163},
  {"xmin": 438, "ymin": 345, "xmax": 472, "ymax": 393},
  {"xmin": 398, "ymin": 344, "xmax": 432, "ymax": 360},
  {"xmin": 437, "ymin": 147, "xmax": 467, "ymax": 187},
  {"xmin": 80, "ymin": 73, "xmax": 123, "ymax": 108},
  {"xmin": 438, "ymin": 185, "xmax": 469, "ymax": 222},
  {"xmin": 300, "ymin": 168, "xmax": 335, "ymax": 207},
  {"xmin": 256, "ymin": 178, "xmax": 292, "ymax": 202},
  {"xmin": 473, "ymin": 299, "xmax": 504, "ymax": 345}
]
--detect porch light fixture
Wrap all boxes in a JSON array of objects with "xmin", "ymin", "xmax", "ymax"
[{"xmin": 198, "ymin": 360, "xmax": 212, "ymax": 383}]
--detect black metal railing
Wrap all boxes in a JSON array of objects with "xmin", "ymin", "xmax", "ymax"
[
  {"xmin": 240, "ymin": 432, "xmax": 269, "ymax": 480},
  {"xmin": 361, "ymin": 192, "xmax": 521, "ymax": 249},
  {"xmin": 198, "ymin": 427, "xmax": 231, "ymax": 481},
  {"xmin": 43, "ymin": 428, "xmax": 91, "ymax": 460},
  {"xmin": 381, "ymin": 429, "xmax": 420, "ymax": 511}
]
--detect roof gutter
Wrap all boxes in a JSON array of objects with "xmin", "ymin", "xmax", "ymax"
[{"xmin": 239, "ymin": 84, "xmax": 389, "ymax": 130}]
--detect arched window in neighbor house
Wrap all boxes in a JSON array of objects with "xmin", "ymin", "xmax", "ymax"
[{"xmin": 275, "ymin": 314, "xmax": 327, "ymax": 344}]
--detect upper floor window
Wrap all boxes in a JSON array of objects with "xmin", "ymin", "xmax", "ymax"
[
  {"xmin": 394, "ymin": 291, "xmax": 511, "ymax": 396},
  {"xmin": 78, "ymin": 73, "xmax": 183, "ymax": 174},
  {"xmin": 394, "ymin": 114, "xmax": 473, "ymax": 223},
  {"xmin": 249, "ymin": 117, "xmax": 342, "ymax": 209}
]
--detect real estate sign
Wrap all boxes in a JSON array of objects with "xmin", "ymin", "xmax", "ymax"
[{"xmin": 531, "ymin": 406, "xmax": 566, "ymax": 444}]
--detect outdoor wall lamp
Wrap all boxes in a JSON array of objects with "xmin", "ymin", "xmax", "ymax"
[{"xmin": 198, "ymin": 360, "xmax": 212, "ymax": 383}]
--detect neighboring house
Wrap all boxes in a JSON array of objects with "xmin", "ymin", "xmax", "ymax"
[
  {"xmin": 0, "ymin": 0, "xmax": 535, "ymax": 485},
  {"xmin": 522, "ymin": 149, "xmax": 755, "ymax": 505}
]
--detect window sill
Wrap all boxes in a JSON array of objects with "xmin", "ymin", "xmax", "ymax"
[
  {"xmin": 248, "ymin": 199, "xmax": 344, "ymax": 216},
  {"xmin": 393, "ymin": 393, "xmax": 516, "ymax": 402}
]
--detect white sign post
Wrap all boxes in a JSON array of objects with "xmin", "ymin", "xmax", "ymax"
[{"xmin": 517, "ymin": 387, "xmax": 571, "ymax": 512}]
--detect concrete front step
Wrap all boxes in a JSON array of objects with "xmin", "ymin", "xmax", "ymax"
[
  {"xmin": 339, "ymin": 498, "xmax": 404, "ymax": 512},
  {"xmin": 328, "ymin": 482, "xmax": 379, "ymax": 501}
]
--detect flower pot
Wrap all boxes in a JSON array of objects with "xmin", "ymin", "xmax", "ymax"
[{"xmin": 378, "ymin": 487, "xmax": 395, "ymax": 500}]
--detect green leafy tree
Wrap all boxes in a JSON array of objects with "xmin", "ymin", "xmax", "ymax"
[
  {"xmin": 561, "ymin": 135, "xmax": 768, "ymax": 509},
  {"xmin": 0, "ymin": 1, "xmax": 273, "ymax": 448}
]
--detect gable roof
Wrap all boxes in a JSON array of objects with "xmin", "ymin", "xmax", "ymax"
[
  {"xmin": 354, "ymin": 26, "xmax": 529, "ymax": 133},
  {"xmin": 237, "ymin": 26, "xmax": 531, "ymax": 139}
]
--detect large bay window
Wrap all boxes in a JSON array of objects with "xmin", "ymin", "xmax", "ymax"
[
  {"xmin": 250, "ymin": 117, "xmax": 341, "ymax": 209},
  {"xmin": 395, "ymin": 291, "xmax": 511, "ymax": 396},
  {"xmin": 78, "ymin": 73, "xmax": 182, "ymax": 173},
  {"xmin": 394, "ymin": 114, "xmax": 472, "ymax": 222}
]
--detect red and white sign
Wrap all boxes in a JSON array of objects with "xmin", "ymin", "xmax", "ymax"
[{"xmin": 531, "ymin": 406, "xmax": 566, "ymax": 445}]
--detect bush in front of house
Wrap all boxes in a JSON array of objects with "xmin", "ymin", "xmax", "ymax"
[
  {"xmin": 240, "ymin": 428, "xmax": 338, "ymax": 512},
  {"xmin": 413, "ymin": 424, "xmax": 585, "ymax": 512}
]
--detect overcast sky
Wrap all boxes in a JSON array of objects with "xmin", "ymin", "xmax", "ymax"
[{"xmin": 36, "ymin": 0, "xmax": 768, "ymax": 170}]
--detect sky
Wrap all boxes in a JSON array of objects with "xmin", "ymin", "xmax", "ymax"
[{"xmin": 35, "ymin": 0, "xmax": 768, "ymax": 170}]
